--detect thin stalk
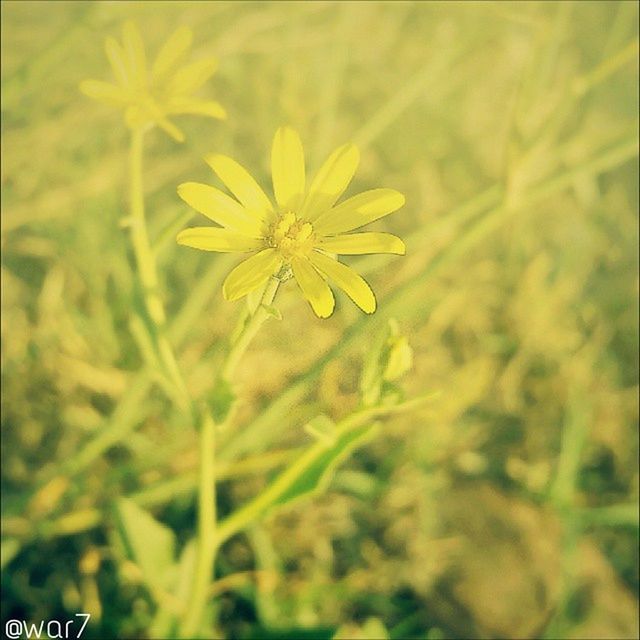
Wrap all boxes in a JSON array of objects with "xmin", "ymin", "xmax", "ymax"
[
  {"xmin": 222, "ymin": 277, "xmax": 280, "ymax": 381},
  {"xmin": 129, "ymin": 128, "xmax": 189, "ymax": 406},
  {"xmin": 179, "ymin": 277, "xmax": 281, "ymax": 637},
  {"xmin": 179, "ymin": 410, "xmax": 216, "ymax": 638},
  {"xmin": 129, "ymin": 129, "xmax": 165, "ymax": 326}
]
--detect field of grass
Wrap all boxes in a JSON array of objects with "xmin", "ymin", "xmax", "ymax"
[{"xmin": 1, "ymin": 1, "xmax": 638, "ymax": 639}]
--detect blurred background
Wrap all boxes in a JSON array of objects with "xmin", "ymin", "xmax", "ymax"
[{"xmin": 1, "ymin": 1, "xmax": 638, "ymax": 638}]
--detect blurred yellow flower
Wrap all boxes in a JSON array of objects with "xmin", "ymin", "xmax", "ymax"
[
  {"xmin": 79, "ymin": 22, "xmax": 225, "ymax": 142},
  {"xmin": 177, "ymin": 127, "xmax": 406, "ymax": 318}
]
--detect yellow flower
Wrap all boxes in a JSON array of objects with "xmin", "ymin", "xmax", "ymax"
[
  {"xmin": 176, "ymin": 127, "xmax": 405, "ymax": 318},
  {"xmin": 80, "ymin": 22, "xmax": 225, "ymax": 142}
]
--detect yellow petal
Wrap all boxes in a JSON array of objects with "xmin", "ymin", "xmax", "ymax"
[
  {"xmin": 205, "ymin": 154, "xmax": 274, "ymax": 224},
  {"xmin": 166, "ymin": 98, "xmax": 226, "ymax": 119},
  {"xmin": 301, "ymin": 143, "xmax": 359, "ymax": 222},
  {"xmin": 167, "ymin": 58, "xmax": 218, "ymax": 96},
  {"xmin": 121, "ymin": 22, "xmax": 147, "ymax": 89},
  {"xmin": 79, "ymin": 80, "xmax": 129, "ymax": 107},
  {"xmin": 152, "ymin": 25, "xmax": 193, "ymax": 82},
  {"xmin": 271, "ymin": 126, "xmax": 305, "ymax": 211},
  {"xmin": 309, "ymin": 251, "xmax": 376, "ymax": 314},
  {"xmin": 105, "ymin": 36, "xmax": 130, "ymax": 87},
  {"xmin": 313, "ymin": 189, "xmax": 405, "ymax": 235},
  {"xmin": 177, "ymin": 182, "xmax": 260, "ymax": 235},
  {"xmin": 223, "ymin": 249, "xmax": 282, "ymax": 301},
  {"xmin": 156, "ymin": 116, "xmax": 185, "ymax": 142},
  {"xmin": 176, "ymin": 227, "xmax": 261, "ymax": 252},
  {"xmin": 318, "ymin": 232, "xmax": 405, "ymax": 255},
  {"xmin": 291, "ymin": 257, "xmax": 335, "ymax": 318}
]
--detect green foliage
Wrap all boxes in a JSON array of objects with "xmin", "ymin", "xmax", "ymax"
[
  {"xmin": 216, "ymin": 415, "xmax": 383, "ymax": 545},
  {"xmin": 113, "ymin": 498, "xmax": 176, "ymax": 591},
  {"xmin": 303, "ymin": 414, "xmax": 337, "ymax": 444},
  {"xmin": 269, "ymin": 422, "xmax": 379, "ymax": 510},
  {"xmin": 332, "ymin": 617, "xmax": 390, "ymax": 640},
  {"xmin": 1, "ymin": 2, "xmax": 638, "ymax": 639}
]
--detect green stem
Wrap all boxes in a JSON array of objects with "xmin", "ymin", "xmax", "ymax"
[
  {"xmin": 178, "ymin": 277, "xmax": 281, "ymax": 637},
  {"xmin": 179, "ymin": 409, "xmax": 216, "ymax": 638},
  {"xmin": 129, "ymin": 128, "xmax": 189, "ymax": 406},
  {"xmin": 222, "ymin": 277, "xmax": 280, "ymax": 381},
  {"xmin": 129, "ymin": 129, "xmax": 165, "ymax": 326}
]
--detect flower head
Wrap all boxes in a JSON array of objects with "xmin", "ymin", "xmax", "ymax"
[
  {"xmin": 176, "ymin": 127, "xmax": 405, "ymax": 318},
  {"xmin": 80, "ymin": 22, "xmax": 225, "ymax": 142}
]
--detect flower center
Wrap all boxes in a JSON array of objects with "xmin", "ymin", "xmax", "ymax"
[{"xmin": 267, "ymin": 211, "xmax": 315, "ymax": 260}]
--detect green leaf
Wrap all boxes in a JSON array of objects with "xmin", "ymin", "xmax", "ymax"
[
  {"xmin": 1, "ymin": 538, "xmax": 20, "ymax": 570},
  {"xmin": 149, "ymin": 540, "xmax": 197, "ymax": 639},
  {"xmin": 272, "ymin": 421, "xmax": 380, "ymax": 508},
  {"xmin": 172, "ymin": 540, "xmax": 197, "ymax": 605},
  {"xmin": 216, "ymin": 412, "xmax": 382, "ymax": 545},
  {"xmin": 216, "ymin": 396, "xmax": 433, "ymax": 546},
  {"xmin": 303, "ymin": 414, "xmax": 337, "ymax": 444},
  {"xmin": 113, "ymin": 498, "xmax": 176, "ymax": 590}
]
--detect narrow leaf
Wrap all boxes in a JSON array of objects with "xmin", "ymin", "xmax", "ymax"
[{"xmin": 113, "ymin": 498, "xmax": 176, "ymax": 590}]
